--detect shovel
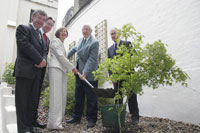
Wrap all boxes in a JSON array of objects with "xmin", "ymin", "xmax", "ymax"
[{"xmin": 77, "ymin": 72, "xmax": 115, "ymax": 98}]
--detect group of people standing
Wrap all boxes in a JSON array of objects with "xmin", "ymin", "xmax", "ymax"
[{"xmin": 13, "ymin": 9, "xmax": 139, "ymax": 133}]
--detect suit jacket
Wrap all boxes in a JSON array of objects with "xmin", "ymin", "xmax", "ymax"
[
  {"xmin": 14, "ymin": 24, "xmax": 44, "ymax": 79},
  {"xmin": 48, "ymin": 38, "xmax": 74, "ymax": 73},
  {"xmin": 68, "ymin": 35, "xmax": 99, "ymax": 81},
  {"xmin": 108, "ymin": 40, "xmax": 130, "ymax": 59},
  {"xmin": 108, "ymin": 40, "xmax": 131, "ymax": 75}
]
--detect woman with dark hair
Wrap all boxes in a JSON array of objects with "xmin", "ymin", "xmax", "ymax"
[{"xmin": 47, "ymin": 27, "xmax": 78, "ymax": 129}]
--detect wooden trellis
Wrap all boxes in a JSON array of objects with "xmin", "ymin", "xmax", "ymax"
[{"xmin": 95, "ymin": 19, "xmax": 108, "ymax": 64}]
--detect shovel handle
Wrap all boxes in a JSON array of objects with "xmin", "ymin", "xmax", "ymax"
[{"xmin": 77, "ymin": 72, "xmax": 94, "ymax": 88}]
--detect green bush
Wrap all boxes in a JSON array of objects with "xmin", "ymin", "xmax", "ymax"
[
  {"xmin": 41, "ymin": 86, "xmax": 50, "ymax": 107},
  {"xmin": 93, "ymin": 23, "xmax": 190, "ymax": 132},
  {"xmin": 41, "ymin": 72, "xmax": 113, "ymax": 115},
  {"xmin": 2, "ymin": 62, "xmax": 16, "ymax": 85},
  {"xmin": 66, "ymin": 72, "xmax": 76, "ymax": 114},
  {"xmin": 66, "ymin": 72, "xmax": 113, "ymax": 114}
]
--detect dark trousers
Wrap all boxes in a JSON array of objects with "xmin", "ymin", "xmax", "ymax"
[
  {"xmin": 34, "ymin": 67, "xmax": 46, "ymax": 121},
  {"xmin": 72, "ymin": 76, "xmax": 98, "ymax": 123},
  {"xmin": 114, "ymin": 81, "xmax": 139, "ymax": 119},
  {"xmin": 15, "ymin": 77, "xmax": 40, "ymax": 133}
]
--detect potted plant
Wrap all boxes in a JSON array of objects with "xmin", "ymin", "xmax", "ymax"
[{"xmin": 93, "ymin": 23, "xmax": 189, "ymax": 133}]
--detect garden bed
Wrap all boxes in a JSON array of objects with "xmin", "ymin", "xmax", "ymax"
[{"xmin": 37, "ymin": 98, "xmax": 200, "ymax": 133}]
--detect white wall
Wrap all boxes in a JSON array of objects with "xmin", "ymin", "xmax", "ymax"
[
  {"xmin": 13, "ymin": 0, "xmax": 58, "ymax": 60},
  {"xmin": 0, "ymin": 0, "xmax": 20, "ymax": 82},
  {"xmin": 0, "ymin": 0, "xmax": 58, "ymax": 81},
  {"xmin": 65, "ymin": 0, "xmax": 200, "ymax": 125}
]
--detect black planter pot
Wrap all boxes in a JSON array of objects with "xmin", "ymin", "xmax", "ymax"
[{"xmin": 101, "ymin": 104, "xmax": 126, "ymax": 128}]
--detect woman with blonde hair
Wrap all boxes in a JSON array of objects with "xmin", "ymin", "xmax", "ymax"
[{"xmin": 47, "ymin": 27, "xmax": 78, "ymax": 129}]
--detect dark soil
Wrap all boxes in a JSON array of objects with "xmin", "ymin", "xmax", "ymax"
[{"xmin": 37, "ymin": 99, "xmax": 200, "ymax": 133}]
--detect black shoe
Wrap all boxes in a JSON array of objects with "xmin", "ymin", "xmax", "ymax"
[
  {"xmin": 32, "ymin": 121, "xmax": 46, "ymax": 129},
  {"xmin": 66, "ymin": 118, "xmax": 81, "ymax": 124},
  {"xmin": 87, "ymin": 122, "xmax": 96, "ymax": 129}
]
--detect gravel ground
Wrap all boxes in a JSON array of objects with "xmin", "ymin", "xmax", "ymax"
[{"xmin": 37, "ymin": 100, "xmax": 200, "ymax": 133}]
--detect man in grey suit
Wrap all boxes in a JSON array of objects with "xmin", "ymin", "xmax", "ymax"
[
  {"xmin": 32, "ymin": 17, "xmax": 55, "ymax": 129},
  {"xmin": 66, "ymin": 24, "xmax": 99, "ymax": 129},
  {"xmin": 14, "ymin": 9, "xmax": 47, "ymax": 133},
  {"xmin": 108, "ymin": 28, "xmax": 139, "ymax": 124}
]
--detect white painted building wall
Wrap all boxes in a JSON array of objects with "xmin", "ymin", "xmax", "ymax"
[
  {"xmin": 0, "ymin": 0, "xmax": 58, "ymax": 82},
  {"xmin": 65, "ymin": 0, "xmax": 200, "ymax": 125},
  {"xmin": 0, "ymin": 0, "xmax": 20, "ymax": 82}
]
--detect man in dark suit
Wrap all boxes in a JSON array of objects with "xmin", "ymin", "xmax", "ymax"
[
  {"xmin": 67, "ymin": 24, "xmax": 99, "ymax": 129},
  {"xmin": 108, "ymin": 28, "xmax": 139, "ymax": 124},
  {"xmin": 14, "ymin": 9, "xmax": 47, "ymax": 133},
  {"xmin": 32, "ymin": 17, "xmax": 55, "ymax": 129}
]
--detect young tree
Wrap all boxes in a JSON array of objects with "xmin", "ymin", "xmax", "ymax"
[{"xmin": 93, "ymin": 23, "xmax": 189, "ymax": 133}]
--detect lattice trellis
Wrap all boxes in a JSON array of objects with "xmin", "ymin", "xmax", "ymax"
[
  {"xmin": 95, "ymin": 19, "xmax": 108, "ymax": 64},
  {"xmin": 68, "ymin": 41, "xmax": 76, "ymax": 65}
]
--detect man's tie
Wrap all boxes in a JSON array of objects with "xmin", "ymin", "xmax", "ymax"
[
  {"xmin": 78, "ymin": 38, "xmax": 86, "ymax": 50},
  {"xmin": 36, "ymin": 29, "xmax": 39, "ymax": 34},
  {"xmin": 36, "ymin": 29, "xmax": 42, "ymax": 43},
  {"xmin": 43, "ymin": 33, "xmax": 47, "ymax": 48},
  {"xmin": 81, "ymin": 38, "xmax": 86, "ymax": 47}
]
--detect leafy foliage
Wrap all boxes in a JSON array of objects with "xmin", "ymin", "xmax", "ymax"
[
  {"xmin": 2, "ymin": 62, "xmax": 16, "ymax": 85},
  {"xmin": 93, "ymin": 23, "xmax": 190, "ymax": 132},
  {"xmin": 41, "ymin": 86, "xmax": 50, "ymax": 107},
  {"xmin": 65, "ymin": 72, "xmax": 76, "ymax": 114},
  {"xmin": 41, "ymin": 72, "xmax": 113, "ymax": 115}
]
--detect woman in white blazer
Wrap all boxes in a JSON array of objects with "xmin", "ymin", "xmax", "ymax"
[{"xmin": 47, "ymin": 27, "xmax": 78, "ymax": 129}]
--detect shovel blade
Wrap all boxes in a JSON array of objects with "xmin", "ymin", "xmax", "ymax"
[{"xmin": 92, "ymin": 88, "xmax": 115, "ymax": 98}]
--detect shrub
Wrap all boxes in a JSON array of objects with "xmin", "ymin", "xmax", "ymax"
[
  {"xmin": 65, "ymin": 72, "xmax": 76, "ymax": 114},
  {"xmin": 41, "ymin": 86, "xmax": 50, "ymax": 107},
  {"xmin": 2, "ymin": 62, "xmax": 16, "ymax": 85},
  {"xmin": 42, "ymin": 72, "xmax": 114, "ymax": 115},
  {"xmin": 66, "ymin": 72, "xmax": 114, "ymax": 114},
  {"xmin": 93, "ymin": 23, "xmax": 190, "ymax": 132}
]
